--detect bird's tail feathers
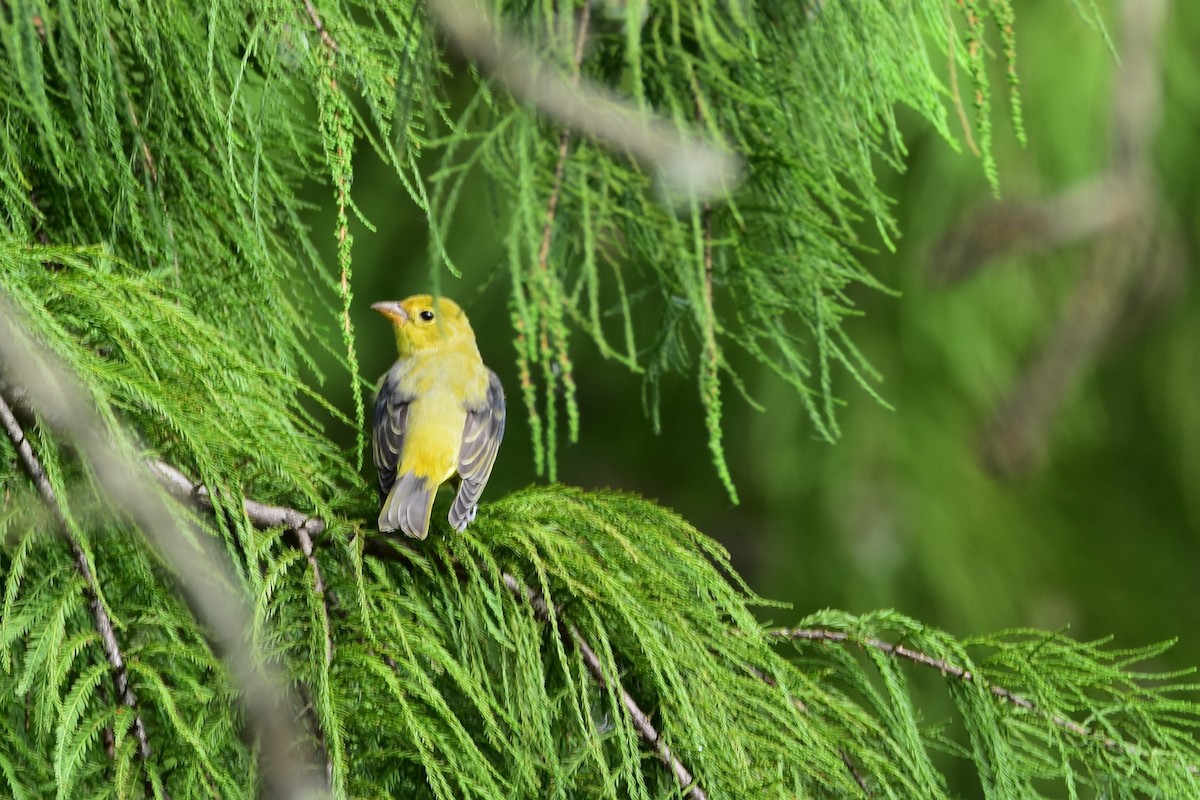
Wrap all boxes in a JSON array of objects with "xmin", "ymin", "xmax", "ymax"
[{"xmin": 379, "ymin": 473, "xmax": 437, "ymax": 539}]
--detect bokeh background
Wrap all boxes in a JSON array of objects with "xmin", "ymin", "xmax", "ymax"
[{"xmin": 312, "ymin": 0, "xmax": 1200, "ymax": 673}]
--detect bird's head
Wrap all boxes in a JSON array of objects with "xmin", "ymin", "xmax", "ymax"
[{"xmin": 371, "ymin": 294, "xmax": 477, "ymax": 356}]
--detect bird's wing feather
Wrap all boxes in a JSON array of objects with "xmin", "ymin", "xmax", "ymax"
[
  {"xmin": 372, "ymin": 367, "xmax": 412, "ymax": 504},
  {"xmin": 450, "ymin": 370, "xmax": 506, "ymax": 531}
]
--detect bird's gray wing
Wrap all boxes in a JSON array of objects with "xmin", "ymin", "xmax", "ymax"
[
  {"xmin": 449, "ymin": 370, "xmax": 506, "ymax": 531},
  {"xmin": 372, "ymin": 367, "xmax": 411, "ymax": 506},
  {"xmin": 373, "ymin": 367, "xmax": 439, "ymax": 538}
]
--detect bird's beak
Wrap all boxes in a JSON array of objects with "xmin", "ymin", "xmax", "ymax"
[{"xmin": 371, "ymin": 300, "xmax": 408, "ymax": 325}]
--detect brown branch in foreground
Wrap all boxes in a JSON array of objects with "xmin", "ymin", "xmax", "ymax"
[
  {"xmin": 0, "ymin": 389, "xmax": 160, "ymax": 794},
  {"xmin": 501, "ymin": 573, "xmax": 709, "ymax": 800}
]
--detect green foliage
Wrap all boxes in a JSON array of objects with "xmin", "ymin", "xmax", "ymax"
[
  {"xmin": 6, "ymin": 1, "xmax": 1199, "ymax": 799},
  {"xmin": 7, "ymin": 484, "xmax": 1200, "ymax": 798},
  {"xmin": 444, "ymin": 0, "xmax": 1034, "ymax": 492},
  {"xmin": 0, "ymin": 243, "xmax": 355, "ymax": 525},
  {"xmin": 786, "ymin": 611, "xmax": 1200, "ymax": 798}
]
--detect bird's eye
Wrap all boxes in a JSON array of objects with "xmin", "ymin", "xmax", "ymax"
[{"xmin": 419, "ymin": 310, "xmax": 435, "ymax": 322}]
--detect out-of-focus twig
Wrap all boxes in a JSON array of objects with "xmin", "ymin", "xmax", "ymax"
[
  {"xmin": 149, "ymin": 457, "xmax": 336, "ymax": 783},
  {"xmin": 0, "ymin": 296, "xmax": 327, "ymax": 800},
  {"xmin": 928, "ymin": 174, "xmax": 1137, "ymax": 287},
  {"xmin": 928, "ymin": 0, "xmax": 1182, "ymax": 478},
  {"xmin": 426, "ymin": 0, "xmax": 740, "ymax": 200},
  {"xmin": 980, "ymin": 222, "xmax": 1153, "ymax": 476}
]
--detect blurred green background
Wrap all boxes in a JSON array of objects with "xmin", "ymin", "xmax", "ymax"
[{"xmin": 312, "ymin": 0, "xmax": 1200, "ymax": 672}]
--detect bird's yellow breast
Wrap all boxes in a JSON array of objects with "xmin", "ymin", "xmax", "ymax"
[{"xmin": 394, "ymin": 350, "xmax": 490, "ymax": 484}]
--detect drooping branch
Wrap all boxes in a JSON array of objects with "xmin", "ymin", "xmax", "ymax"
[
  {"xmin": 773, "ymin": 627, "xmax": 1117, "ymax": 748},
  {"xmin": 0, "ymin": 387, "xmax": 160, "ymax": 794},
  {"xmin": 526, "ymin": 0, "xmax": 592, "ymax": 462},
  {"xmin": 500, "ymin": 572, "xmax": 709, "ymax": 800},
  {"xmin": 776, "ymin": 624, "xmax": 1200, "ymax": 777},
  {"xmin": 300, "ymin": 0, "xmax": 365, "ymax": 470}
]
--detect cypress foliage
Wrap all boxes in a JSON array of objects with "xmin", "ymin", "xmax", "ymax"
[{"xmin": 2, "ymin": 1, "xmax": 1197, "ymax": 799}]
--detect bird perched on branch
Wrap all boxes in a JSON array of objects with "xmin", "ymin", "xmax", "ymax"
[{"xmin": 371, "ymin": 295, "xmax": 506, "ymax": 539}]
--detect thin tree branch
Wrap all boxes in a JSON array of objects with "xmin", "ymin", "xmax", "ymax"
[
  {"xmin": 302, "ymin": 0, "xmax": 340, "ymax": 53},
  {"xmin": 773, "ymin": 627, "xmax": 1115, "ymax": 747},
  {"xmin": 781, "ymin": 625, "xmax": 1200, "ymax": 776},
  {"xmin": 296, "ymin": 525, "xmax": 335, "ymax": 666},
  {"xmin": 840, "ymin": 748, "xmax": 873, "ymax": 797},
  {"xmin": 536, "ymin": 0, "xmax": 592, "ymax": 275},
  {"xmin": 943, "ymin": 2, "xmax": 980, "ymax": 158},
  {"xmin": 0, "ymin": 388, "xmax": 160, "ymax": 795},
  {"xmin": 148, "ymin": 460, "xmax": 326, "ymax": 536},
  {"xmin": 500, "ymin": 572, "xmax": 709, "ymax": 800}
]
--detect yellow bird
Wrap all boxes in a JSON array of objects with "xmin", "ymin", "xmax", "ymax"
[{"xmin": 370, "ymin": 295, "xmax": 506, "ymax": 539}]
